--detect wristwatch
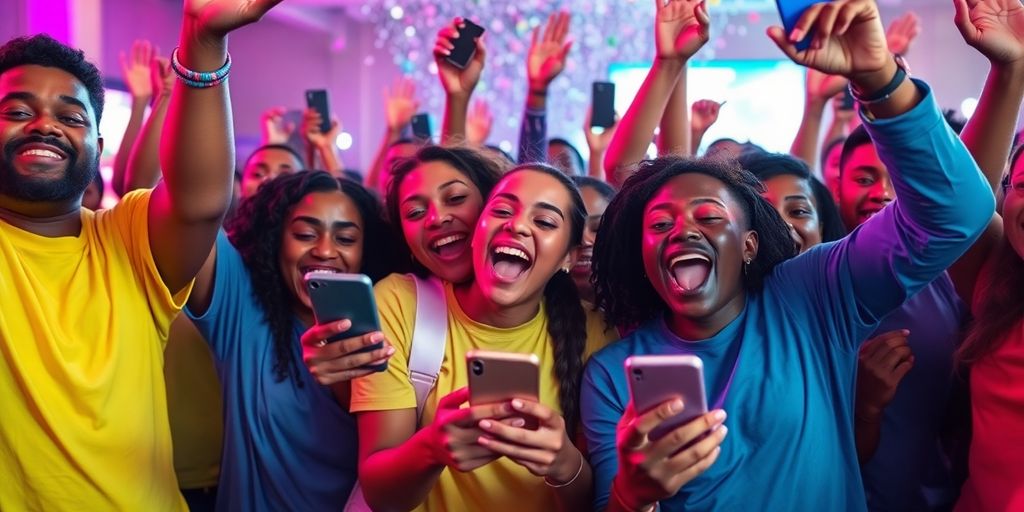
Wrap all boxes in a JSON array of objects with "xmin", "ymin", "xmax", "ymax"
[{"xmin": 849, "ymin": 54, "xmax": 910, "ymax": 106}]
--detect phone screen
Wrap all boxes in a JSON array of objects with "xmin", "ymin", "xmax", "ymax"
[
  {"xmin": 411, "ymin": 113, "xmax": 432, "ymax": 142},
  {"xmin": 446, "ymin": 19, "xmax": 486, "ymax": 69},
  {"xmin": 305, "ymin": 89, "xmax": 332, "ymax": 133},
  {"xmin": 591, "ymin": 82, "xmax": 616, "ymax": 128}
]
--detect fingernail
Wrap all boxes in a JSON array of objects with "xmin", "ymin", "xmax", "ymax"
[
  {"xmin": 902, "ymin": 329, "xmax": 911, "ymax": 336},
  {"xmin": 512, "ymin": 399, "xmax": 524, "ymax": 409},
  {"xmin": 670, "ymin": 400, "xmax": 684, "ymax": 413},
  {"xmin": 480, "ymin": 420, "xmax": 492, "ymax": 429},
  {"xmin": 337, "ymin": 319, "xmax": 350, "ymax": 330},
  {"xmin": 719, "ymin": 425, "xmax": 729, "ymax": 437},
  {"xmin": 511, "ymin": 418, "xmax": 526, "ymax": 428},
  {"xmin": 370, "ymin": 332, "xmax": 384, "ymax": 343},
  {"xmin": 790, "ymin": 29, "xmax": 804, "ymax": 42},
  {"xmin": 713, "ymin": 410, "xmax": 727, "ymax": 422},
  {"xmin": 386, "ymin": 346, "xmax": 396, "ymax": 356}
]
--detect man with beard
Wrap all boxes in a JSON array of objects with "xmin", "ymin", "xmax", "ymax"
[{"xmin": 0, "ymin": 0, "xmax": 283, "ymax": 510}]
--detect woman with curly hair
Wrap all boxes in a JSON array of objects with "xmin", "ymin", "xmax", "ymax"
[{"xmin": 183, "ymin": 171, "xmax": 399, "ymax": 511}]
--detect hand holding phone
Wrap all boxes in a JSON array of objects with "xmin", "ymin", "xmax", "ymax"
[
  {"xmin": 410, "ymin": 113, "xmax": 432, "ymax": 142},
  {"xmin": 445, "ymin": 18, "xmax": 486, "ymax": 69},
  {"xmin": 774, "ymin": 0, "xmax": 825, "ymax": 52},
  {"xmin": 305, "ymin": 89, "xmax": 332, "ymax": 134},
  {"xmin": 626, "ymin": 355, "xmax": 709, "ymax": 440},
  {"xmin": 591, "ymin": 82, "xmax": 616, "ymax": 129},
  {"xmin": 434, "ymin": 18, "xmax": 486, "ymax": 97},
  {"xmin": 304, "ymin": 273, "xmax": 389, "ymax": 373},
  {"xmin": 467, "ymin": 351, "xmax": 540, "ymax": 429}
]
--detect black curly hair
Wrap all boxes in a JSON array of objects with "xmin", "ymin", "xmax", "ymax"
[
  {"xmin": 0, "ymin": 34, "xmax": 105, "ymax": 124},
  {"xmin": 386, "ymin": 145, "xmax": 506, "ymax": 278},
  {"xmin": 226, "ymin": 171, "xmax": 399, "ymax": 384},
  {"xmin": 592, "ymin": 156, "xmax": 798, "ymax": 329},
  {"xmin": 738, "ymin": 151, "xmax": 847, "ymax": 243},
  {"xmin": 493, "ymin": 164, "xmax": 589, "ymax": 436}
]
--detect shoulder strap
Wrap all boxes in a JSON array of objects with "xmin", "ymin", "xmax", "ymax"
[{"xmin": 407, "ymin": 274, "xmax": 448, "ymax": 421}]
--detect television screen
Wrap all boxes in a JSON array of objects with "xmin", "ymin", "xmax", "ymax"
[{"xmin": 609, "ymin": 60, "xmax": 806, "ymax": 155}]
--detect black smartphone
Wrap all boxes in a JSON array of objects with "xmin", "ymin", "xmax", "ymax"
[
  {"xmin": 840, "ymin": 87, "xmax": 855, "ymax": 110},
  {"xmin": 305, "ymin": 89, "xmax": 332, "ymax": 134},
  {"xmin": 775, "ymin": 0, "xmax": 829, "ymax": 52},
  {"xmin": 446, "ymin": 19, "xmax": 486, "ymax": 70},
  {"xmin": 411, "ymin": 113, "xmax": 432, "ymax": 142},
  {"xmin": 591, "ymin": 81, "xmax": 616, "ymax": 129},
  {"xmin": 304, "ymin": 272, "xmax": 387, "ymax": 372}
]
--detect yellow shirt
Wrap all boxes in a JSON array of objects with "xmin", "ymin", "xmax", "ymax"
[
  {"xmin": 164, "ymin": 315, "xmax": 223, "ymax": 489},
  {"xmin": 0, "ymin": 190, "xmax": 189, "ymax": 511},
  {"xmin": 350, "ymin": 274, "xmax": 617, "ymax": 512}
]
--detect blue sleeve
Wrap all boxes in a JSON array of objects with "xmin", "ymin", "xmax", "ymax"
[
  {"xmin": 581, "ymin": 352, "xmax": 628, "ymax": 511},
  {"xmin": 773, "ymin": 81, "xmax": 994, "ymax": 351},
  {"xmin": 184, "ymin": 231, "xmax": 257, "ymax": 361},
  {"xmin": 517, "ymin": 107, "xmax": 547, "ymax": 164}
]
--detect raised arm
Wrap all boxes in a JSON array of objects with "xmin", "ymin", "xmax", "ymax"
[
  {"xmin": 302, "ymin": 107, "xmax": 344, "ymax": 176},
  {"xmin": 584, "ymin": 108, "xmax": 618, "ymax": 178},
  {"xmin": 123, "ymin": 56, "xmax": 173, "ymax": 192},
  {"xmin": 789, "ymin": 69, "xmax": 847, "ymax": 167},
  {"xmin": 518, "ymin": 11, "xmax": 572, "ymax": 164},
  {"xmin": 149, "ymin": 0, "xmax": 283, "ymax": 295},
  {"xmin": 689, "ymin": 99, "xmax": 721, "ymax": 155},
  {"xmin": 367, "ymin": 78, "xmax": 418, "ymax": 192},
  {"xmin": 112, "ymin": 40, "xmax": 154, "ymax": 198},
  {"xmin": 657, "ymin": 68, "xmax": 690, "ymax": 156},
  {"xmin": 466, "ymin": 99, "xmax": 494, "ymax": 148},
  {"xmin": 769, "ymin": 0, "xmax": 994, "ymax": 321},
  {"xmin": 435, "ymin": 18, "xmax": 486, "ymax": 145},
  {"xmin": 947, "ymin": 0, "xmax": 1024, "ymax": 303},
  {"xmin": 604, "ymin": 0, "xmax": 709, "ymax": 186}
]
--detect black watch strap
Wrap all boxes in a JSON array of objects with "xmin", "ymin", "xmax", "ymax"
[{"xmin": 850, "ymin": 56, "xmax": 909, "ymax": 106}]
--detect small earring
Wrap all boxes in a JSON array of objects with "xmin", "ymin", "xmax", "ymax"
[{"xmin": 743, "ymin": 257, "xmax": 751, "ymax": 277}]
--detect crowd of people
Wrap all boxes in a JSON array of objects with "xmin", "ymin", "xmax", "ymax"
[{"xmin": 1, "ymin": 0, "xmax": 1022, "ymax": 511}]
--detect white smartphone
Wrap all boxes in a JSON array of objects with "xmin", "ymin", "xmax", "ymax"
[{"xmin": 625, "ymin": 355, "xmax": 708, "ymax": 441}]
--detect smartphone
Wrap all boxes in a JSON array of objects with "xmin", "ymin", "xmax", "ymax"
[
  {"xmin": 304, "ymin": 272, "xmax": 387, "ymax": 372},
  {"xmin": 410, "ymin": 113, "xmax": 432, "ymax": 142},
  {"xmin": 591, "ymin": 82, "xmax": 616, "ymax": 129},
  {"xmin": 305, "ymin": 89, "xmax": 332, "ymax": 134},
  {"xmin": 840, "ymin": 87, "xmax": 855, "ymax": 110},
  {"xmin": 467, "ymin": 350, "xmax": 540, "ymax": 430},
  {"xmin": 626, "ymin": 355, "xmax": 708, "ymax": 441},
  {"xmin": 446, "ymin": 19, "xmax": 486, "ymax": 69},
  {"xmin": 775, "ymin": 0, "xmax": 830, "ymax": 52}
]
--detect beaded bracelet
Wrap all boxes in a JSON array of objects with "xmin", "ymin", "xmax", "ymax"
[{"xmin": 171, "ymin": 47, "xmax": 231, "ymax": 88}]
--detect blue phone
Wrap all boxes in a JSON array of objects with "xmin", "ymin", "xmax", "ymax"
[
  {"xmin": 775, "ymin": 0, "xmax": 829, "ymax": 52},
  {"xmin": 304, "ymin": 272, "xmax": 387, "ymax": 373}
]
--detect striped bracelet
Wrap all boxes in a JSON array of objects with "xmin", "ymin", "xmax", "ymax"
[{"xmin": 171, "ymin": 47, "xmax": 231, "ymax": 88}]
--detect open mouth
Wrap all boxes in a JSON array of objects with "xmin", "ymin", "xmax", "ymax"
[
  {"xmin": 667, "ymin": 253, "xmax": 712, "ymax": 295},
  {"xmin": 430, "ymin": 233, "xmax": 469, "ymax": 259},
  {"xmin": 572, "ymin": 250, "xmax": 593, "ymax": 274},
  {"xmin": 490, "ymin": 244, "xmax": 533, "ymax": 283},
  {"xmin": 302, "ymin": 265, "xmax": 344, "ymax": 276},
  {"xmin": 16, "ymin": 143, "xmax": 68, "ymax": 163}
]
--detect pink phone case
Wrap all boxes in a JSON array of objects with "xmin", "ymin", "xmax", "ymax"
[
  {"xmin": 467, "ymin": 350, "xmax": 541, "ymax": 430},
  {"xmin": 626, "ymin": 355, "xmax": 708, "ymax": 441}
]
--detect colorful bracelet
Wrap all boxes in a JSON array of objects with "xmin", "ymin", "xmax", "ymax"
[{"xmin": 171, "ymin": 47, "xmax": 231, "ymax": 88}]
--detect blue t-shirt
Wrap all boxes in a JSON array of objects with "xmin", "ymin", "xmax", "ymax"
[
  {"xmin": 186, "ymin": 234, "xmax": 358, "ymax": 512},
  {"xmin": 862, "ymin": 273, "xmax": 967, "ymax": 511},
  {"xmin": 580, "ymin": 81, "xmax": 994, "ymax": 511}
]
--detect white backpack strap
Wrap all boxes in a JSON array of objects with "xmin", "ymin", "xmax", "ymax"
[{"xmin": 408, "ymin": 274, "xmax": 448, "ymax": 421}]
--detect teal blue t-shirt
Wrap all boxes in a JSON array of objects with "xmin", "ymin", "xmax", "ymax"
[
  {"xmin": 186, "ymin": 233, "xmax": 358, "ymax": 511},
  {"xmin": 581, "ymin": 81, "xmax": 994, "ymax": 511}
]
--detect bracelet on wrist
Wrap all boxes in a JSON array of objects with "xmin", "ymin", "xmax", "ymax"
[
  {"xmin": 544, "ymin": 450, "xmax": 584, "ymax": 488},
  {"xmin": 171, "ymin": 47, "xmax": 231, "ymax": 89},
  {"xmin": 849, "ymin": 54, "xmax": 910, "ymax": 106}
]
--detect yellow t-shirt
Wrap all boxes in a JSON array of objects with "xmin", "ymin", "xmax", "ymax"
[
  {"xmin": 0, "ymin": 190, "xmax": 189, "ymax": 511},
  {"xmin": 350, "ymin": 274, "xmax": 617, "ymax": 512},
  {"xmin": 164, "ymin": 315, "xmax": 223, "ymax": 489}
]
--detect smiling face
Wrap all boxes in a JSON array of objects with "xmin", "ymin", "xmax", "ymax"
[
  {"xmin": 761, "ymin": 174, "xmax": 821, "ymax": 253},
  {"xmin": 0, "ymin": 65, "xmax": 102, "ymax": 207},
  {"xmin": 641, "ymin": 173, "xmax": 757, "ymax": 326},
  {"xmin": 1006, "ymin": 157, "xmax": 1024, "ymax": 261},
  {"xmin": 279, "ymin": 190, "xmax": 365, "ymax": 315},
  {"xmin": 822, "ymin": 142, "xmax": 843, "ymax": 202},
  {"xmin": 241, "ymin": 147, "xmax": 303, "ymax": 199},
  {"xmin": 839, "ymin": 143, "xmax": 894, "ymax": 230},
  {"xmin": 572, "ymin": 185, "xmax": 610, "ymax": 301},
  {"xmin": 472, "ymin": 169, "xmax": 578, "ymax": 308},
  {"xmin": 398, "ymin": 160, "xmax": 485, "ymax": 283}
]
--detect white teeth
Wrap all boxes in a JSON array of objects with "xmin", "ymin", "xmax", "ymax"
[
  {"xmin": 494, "ymin": 246, "xmax": 529, "ymax": 261},
  {"xmin": 432, "ymin": 234, "xmax": 465, "ymax": 249},
  {"xmin": 669, "ymin": 254, "xmax": 710, "ymax": 267},
  {"xmin": 306, "ymin": 268, "xmax": 340, "ymax": 274},
  {"xmin": 22, "ymin": 149, "xmax": 62, "ymax": 159}
]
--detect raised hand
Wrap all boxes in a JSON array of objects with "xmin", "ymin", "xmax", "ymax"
[
  {"xmin": 528, "ymin": 11, "xmax": 573, "ymax": 91},
  {"xmin": 954, "ymin": 0, "xmax": 1024, "ymax": 64},
  {"xmin": 806, "ymin": 68, "xmax": 850, "ymax": 101},
  {"xmin": 300, "ymin": 320, "xmax": 395, "ymax": 386},
  {"xmin": 184, "ymin": 0, "xmax": 285, "ymax": 39},
  {"xmin": 303, "ymin": 107, "xmax": 341, "ymax": 148},
  {"xmin": 384, "ymin": 77, "xmax": 419, "ymax": 133},
  {"xmin": 585, "ymin": 108, "xmax": 618, "ymax": 154},
  {"xmin": 655, "ymin": 0, "xmax": 711, "ymax": 61},
  {"xmin": 120, "ymin": 40, "xmax": 154, "ymax": 100},
  {"xmin": 261, "ymin": 107, "xmax": 295, "ymax": 145},
  {"xmin": 434, "ymin": 18, "xmax": 487, "ymax": 99},
  {"xmin": 612, "ymin": 400, "xmax": 728, "ymax": 510},
  {"xmin": 150, "ymin": 56, "xmax": 175, "ymax": 101},
  {"xmin": 767, "ymin": 0, "xmax": 889, "ymax": 78},
  {"xmin": 886, "ymin": 12, "xmax": 920, "ymax": 55},
  {"xmin": 690, "ymin": 99, "xmax": 722, "ymax": 133},
  {"xmin": 466, "ymin": 100, "xmax": 493, "ymax": 146},
  {"xmin": 856, "ymin": 329, "xmax": 913, "ymax": 420}
]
